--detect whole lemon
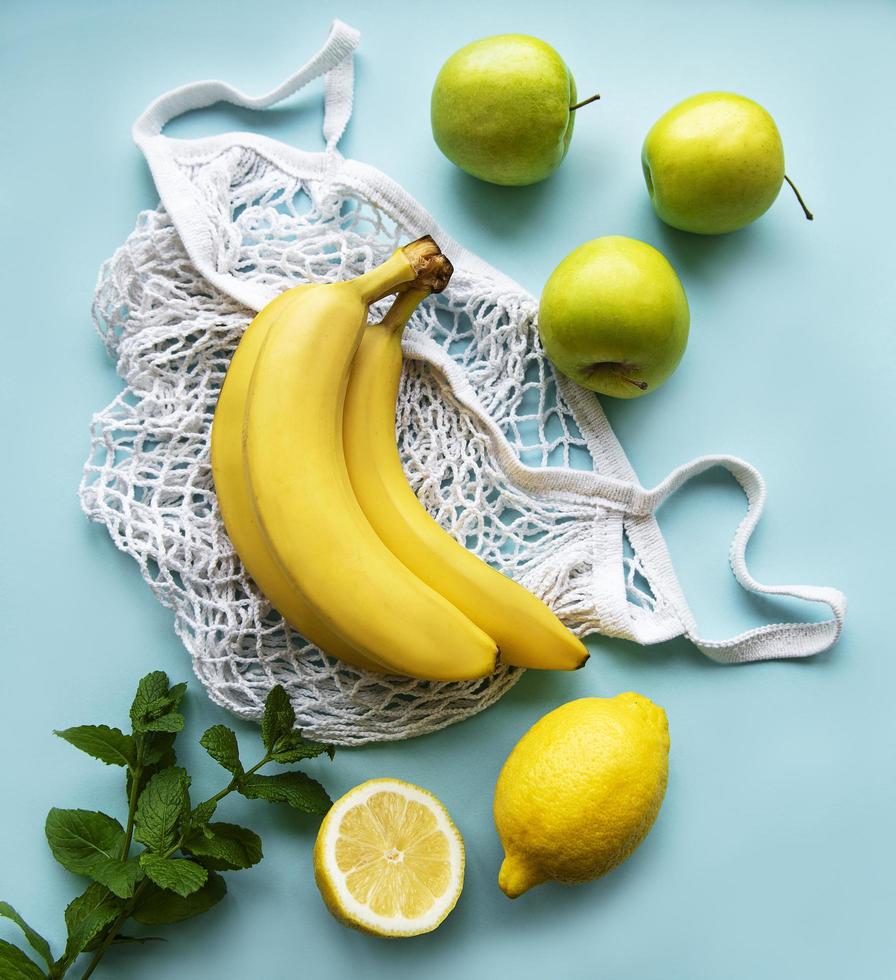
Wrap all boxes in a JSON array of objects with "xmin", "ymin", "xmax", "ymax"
[{"xmin": 494, "ymin": 693, "xmax": 669, "ymax": 898}]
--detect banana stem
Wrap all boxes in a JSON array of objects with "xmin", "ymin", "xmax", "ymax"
[
  {"xmin": 404, "ymin": 237, "xmax": 453, "ymax": 294},
  {"xmin": 356, "ymin": 238, "xmax": 454, "ymax": 304},
  {"xmin": 356, "ymin": 251, "xmax": 419, "ymax": 304},
  {"xmin": 380, "ymin": 288, "xmax": 430, "ymax": 334}
]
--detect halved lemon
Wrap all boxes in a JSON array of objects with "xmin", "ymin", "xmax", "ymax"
[{"xmin": 313, "ymin": 778, "xmax": 465, "ymax": 937}]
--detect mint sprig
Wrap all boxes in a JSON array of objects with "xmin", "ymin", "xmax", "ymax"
[{"xmin": 1, "ymin": 672, "xmax": 334, "ymax": 978}]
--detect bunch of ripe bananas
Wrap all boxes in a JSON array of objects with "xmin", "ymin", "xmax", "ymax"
[{"xmin": 211, "ymin": 237, "xmax": 588, "ymax": 680}]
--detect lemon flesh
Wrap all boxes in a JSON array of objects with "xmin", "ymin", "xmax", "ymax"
[
  {"xmin": 494, "ymin": 693, "xmax": 670, "ymax": 898},
  {"xmin": 314, "ymin": 778, "xmax": 465, "ymax": 937}
]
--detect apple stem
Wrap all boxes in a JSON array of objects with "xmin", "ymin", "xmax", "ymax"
[
  {"xmin": 784, "ymin": 175, "xmax": 814, "ymax": 221},
  {"xmin": 569, "ymin": 94, "xmax": 601, "ymax": 111},
  {"xmin": 618, "ymin": 374, "xmax": 649, "ymax": 391}
]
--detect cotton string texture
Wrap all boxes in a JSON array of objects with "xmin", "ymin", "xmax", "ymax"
[{"xmin": 81, "ymin": 153, "xmax": 673, "ymax": 744}]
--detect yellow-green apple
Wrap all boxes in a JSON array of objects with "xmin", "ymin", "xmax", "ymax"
[
  {"xmin": 642, "ymin": 92, "xmax": 812, "ymax": 234},
  {"xmin": 431, "ymin": 34, "xmax": 597, "ymax": 186},
  {"xmin": 538, "ymin": 236, "xmax": 689, "ymax": 399}
]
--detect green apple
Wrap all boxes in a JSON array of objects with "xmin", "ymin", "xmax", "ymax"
[
  {"xmin": 538, "ymin": 237, "xmax": 689, "ymax": 399},
  {"xmin": 431, "ymin": 34, "xmax": 596, "ymax": 186},
  {"xmin": 642, "ymin": 92, "xmax": 812, "ymax": 234}
]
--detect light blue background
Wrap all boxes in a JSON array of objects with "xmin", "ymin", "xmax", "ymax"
[{"xmin": 2, "ymin": 1, "xmax": 894, "ymax": 977}]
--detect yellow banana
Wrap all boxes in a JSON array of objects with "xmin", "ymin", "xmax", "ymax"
[
  {"xmin": 244, "ymin": 240, "xmax": 498, "ymax": 681},
  {"xmin": 211, "ymin": 284, "xmax": 384, "ymax": 672},
  {"xmin": 343, "ymin": 290, "xmax": 589, "ymax": 671}
]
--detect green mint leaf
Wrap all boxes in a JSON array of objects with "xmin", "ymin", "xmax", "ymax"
[
  {"xmin": 0, "ymin": 940, "xmax": 47, "ymax": 979},
  {"xmin": 80, "ymin": 932, "xmax": 166, "ymax": 951},
  {"xmin": 183, "ymin": 822, "xmax": 263, "ymax": 871},
  {"xmin": 190, "ymin": 800, "xmax": 218, "ymax": 830},
  {"xmin": 0, "ymin": 903, "xmax": 52, "ymax": 967},
  {"xmin": 139, "ymin": 855, "xmax": 207, "ymax": 898},
  {"xmin": 135, "ymin": 694, "xmax": 174, "ymax": 721},
  {"xmin": 45, "ymin": 808, "xmax": 122, "ymax": 873},
  {"xmin": 62, "ymin": 883, "xmax": 123, "ymax": 962},
  {"xmin": 142, "ymin": 731, "xmax": 177, "ymax": 767},
  {"xmin": 130, "ymin": 671, "xmax": 170, "ymax": 727},
  {"xmin": 129, "ymin": 674, "xmax": 186, "ymax": 732},
  {"xmin": 238, "ymin": 772, "xmax": 331, "ymax": 814},
  {"xmin": 79, "ymin": 924, "xmax": 161, "ymax": 954},
  {"xmin": 44, "ymin": 809, "xmax": 141, "ymax": 898},
  {"xmin": 132, "ymin": 872, "xmax": 226, "ymax": 925},
  {"xmin": 261, "ymin": 685, "xmax": 295, "ymax": 752},
  {"xmin": 139, "ymin": 712, "xmax": 184, "ymax": 734},
  {"xmin": 190, "ymin": 799, "xmax": 217, "ymax": 829},
  {"xmin": 134, "ymin": 767, "xmax": 190, "ymax": 853},
  {"xmin": 270, "ymin": 730, "xmax": 333, "ymax": 764},
  {"xmin": 54, "ymin": 725, "xmax": 135, "ymax": 768},
  {"xmin": 199, "ymin": 725, "xmax": 242, "ymax": 775},
  {"xmin": 100, "ymin": 859, "xmax": 144, "ymax": 899},
  {"xmin": 166, "ymin": 682, "xmax": 188, "ymax": 708}
]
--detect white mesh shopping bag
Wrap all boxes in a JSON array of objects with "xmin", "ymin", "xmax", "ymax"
[{"xmin": 81, "ymin": 21, "xmax": 846, "ymax": 744}]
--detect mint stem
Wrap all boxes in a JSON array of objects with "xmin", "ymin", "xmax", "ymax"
[
  {"xmin": 73, "ymin": 739, "xmax": 148, "ymax": 977},
  {"xmin": 78, "ymin": 879, "xmax": 151, "ymax": 980},
  {"xmin": 201, "ymin": 754, "xmax": 273, "ymax": 809},
  {"xmin": 121, "ymin": 737, "xmax": 145, "ymax": 860}
]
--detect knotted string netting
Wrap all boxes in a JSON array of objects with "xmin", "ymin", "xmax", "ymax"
[{"xmin": 80, "ymin": 152, "xmax": 670, "ymax": 744}]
